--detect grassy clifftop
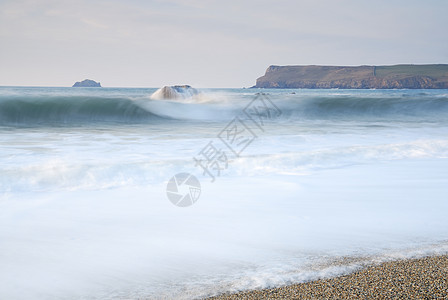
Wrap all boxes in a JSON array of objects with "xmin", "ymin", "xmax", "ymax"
[{"xmin": 255, "ymin": 64, "xmax": 448, "ymax": 89}]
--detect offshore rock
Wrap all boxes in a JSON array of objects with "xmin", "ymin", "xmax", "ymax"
[
  {"xmin": 72, "ymin": 79, "xmax": 101, "ymax": 87},
  {"xmin": 151, "ymin": 85, "xmax": 200, "ymax": 100}
]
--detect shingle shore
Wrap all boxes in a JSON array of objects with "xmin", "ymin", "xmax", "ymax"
[{"xmin": 208, "ymin": 255, "xmax": 448, "ymax": 299}]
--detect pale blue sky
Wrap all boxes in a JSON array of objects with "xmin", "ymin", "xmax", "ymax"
[{"xmin": 0, "ymin": 0, "xmax": 447, "ymax": 87}]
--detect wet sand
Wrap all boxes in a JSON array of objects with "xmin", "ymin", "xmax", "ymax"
[{"xmin": 208, "ymin": 255, "xmax": 448, "ymax": 299}]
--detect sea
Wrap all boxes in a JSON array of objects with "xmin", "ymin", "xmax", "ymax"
[{"xmin": 1, "ymin": 86, "xmax": 448, "ymax": 299}]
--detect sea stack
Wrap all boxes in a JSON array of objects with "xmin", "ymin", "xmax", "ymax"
[
  {"xmin": 72, "ymin": 79, "xmax": 101, "ymax": 87},
  {"xmin": 150, "ymin": 85, "xmax": 199, "ymax": 100}
]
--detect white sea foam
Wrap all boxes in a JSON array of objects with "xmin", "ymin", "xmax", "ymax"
[{"xmin": 1, "ymin": 87, "xmax": 448, "ymax": 299}]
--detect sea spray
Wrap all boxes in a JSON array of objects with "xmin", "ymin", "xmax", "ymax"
[{"xmin": 1, "ymin": 86, "xmax": 448, "ymax": 299}]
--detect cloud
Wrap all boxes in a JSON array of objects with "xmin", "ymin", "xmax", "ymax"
[{"xmin": 0, "ymin": 0, "xmax": 447, "ymax": 87}]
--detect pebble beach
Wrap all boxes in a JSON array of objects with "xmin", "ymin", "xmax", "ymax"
[{"xmin": 209, "ymin": 255, "xmax": 448, "ymax": 299}]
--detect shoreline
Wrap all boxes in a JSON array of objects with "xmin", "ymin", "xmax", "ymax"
[{"xmin": 208, "ymin": 254, "xmax": 448, "ymax": 299}]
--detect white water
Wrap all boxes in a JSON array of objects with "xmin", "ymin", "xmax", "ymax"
[{"xmin": 0, "ymin": 87, "xmax": 448, "ymax": 299}]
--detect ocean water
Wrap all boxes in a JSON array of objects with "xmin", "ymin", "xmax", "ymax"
[{"xmin": 0, "ymin": 86, "xmax": 448, "ymax": 299}]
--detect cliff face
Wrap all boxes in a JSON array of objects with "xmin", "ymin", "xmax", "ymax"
[{"xmin": 255, "ymin": 65, "xmax": 448, "ymax": 89}]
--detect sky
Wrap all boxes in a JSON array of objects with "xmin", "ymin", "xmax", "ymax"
[{"xmin": 0, "ymin": 0, "xmax": 447, "ymax": 88}]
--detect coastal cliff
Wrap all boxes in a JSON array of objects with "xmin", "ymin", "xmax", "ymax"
[{"xmin": 255, "ymin": 65, "xmax": 448, "ymax": 89}]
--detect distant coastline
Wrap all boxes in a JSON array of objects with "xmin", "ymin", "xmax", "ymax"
[{"xmin": 254, "ymin": 64, "xmax": 448, "ymax": 89}]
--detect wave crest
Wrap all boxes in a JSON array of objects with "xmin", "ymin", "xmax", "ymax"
[
  {"xmin": 0, "ymin": 95, "xmax": 158, "ymax": 125},
  {"xmin": 1, "ymin": 91, "xmax": 448, "ymax": 126}
]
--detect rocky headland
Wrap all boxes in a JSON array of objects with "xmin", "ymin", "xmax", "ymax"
[{"xmin": 255, "ymin": 64, "xmax": 448, "ymax": 89}]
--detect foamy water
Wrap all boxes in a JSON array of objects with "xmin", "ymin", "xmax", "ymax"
[{"xmin": 0, "ymin": 87, "xmax": 447, "ymax": 299}]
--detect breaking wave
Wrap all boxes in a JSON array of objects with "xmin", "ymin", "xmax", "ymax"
[
  {"xmin": 1, "ymin": 91, "xmax": 448, "ymax": 126},
  {"xmin": 275, "ymin": 93, "xmax": 448, "ymax": 121},
  {"xmin": 0, "ymin": 95, "xmax": 157, "ymax": 125}
]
